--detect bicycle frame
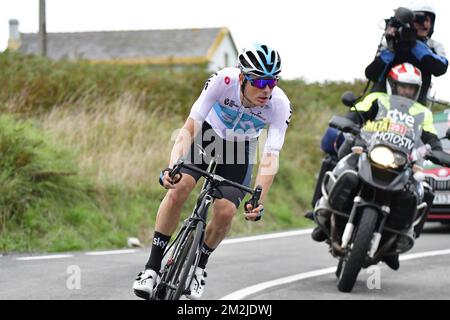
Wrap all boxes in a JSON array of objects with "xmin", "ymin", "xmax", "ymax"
[
  {"xmin": 154, "ymin": 158, "xmax": 261, "ymax": 300},
  {"xmin": 161, "ymin": 159, "xmax": 218, "ymax": 263}
]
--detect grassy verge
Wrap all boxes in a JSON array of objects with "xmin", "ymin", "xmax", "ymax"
[{"xmin": 0, "ymin": 51, "xmax": 366, "ymax": 252}]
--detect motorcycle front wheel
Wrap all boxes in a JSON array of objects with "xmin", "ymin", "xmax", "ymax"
[{"xmin": 337, "ymin": 207, "xmax": 378, "ymax": 292}]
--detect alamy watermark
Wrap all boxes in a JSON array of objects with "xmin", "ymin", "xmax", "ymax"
[
  {"xmin": 66, "ymin": 265, "xmax": 81, "ymax": 290},
  {"xmin": 366, "ymin": 265, "xmax": 381, "ymax": 290}
]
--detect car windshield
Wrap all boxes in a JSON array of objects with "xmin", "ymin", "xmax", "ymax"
[{"xmin": 434, "ymin": 121, "xmax": 450, "ymax": 151}]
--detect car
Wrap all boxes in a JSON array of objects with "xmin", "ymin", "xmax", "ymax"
[{"xmin": 423, "ymin": 110, "xmax": 450, "ymax": 223}]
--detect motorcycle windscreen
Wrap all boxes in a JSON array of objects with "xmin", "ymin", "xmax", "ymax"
[{"xmin": 359, "ymin": 95, "xmax": 424, "ymax": 155}]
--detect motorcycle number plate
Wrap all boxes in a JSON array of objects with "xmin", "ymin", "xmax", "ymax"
[{"xmin": 433, "ymin": 192, "xmax": 450, "ymax": 205}]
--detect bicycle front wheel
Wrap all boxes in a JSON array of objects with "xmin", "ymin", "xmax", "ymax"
[
  {"xmin": 163, "ymin": 221, "xmax": 204, "ymax": 300},
  {"xmin": 173, "ymin": 220, "xmax": 204, "ymax": 299}
]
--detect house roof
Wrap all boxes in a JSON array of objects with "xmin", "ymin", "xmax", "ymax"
[{"xmin": 17, "ymin": 27, "xmax": 237, "ymax": 65}]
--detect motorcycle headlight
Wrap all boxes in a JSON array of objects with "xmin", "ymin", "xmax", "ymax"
[
  {"xmin": 393, "ymin": 151, "xmax": 407, "ymax": 167},
  {"xmin": 369, "ymin": 146, "xmax": 406, "ymax": 168}
]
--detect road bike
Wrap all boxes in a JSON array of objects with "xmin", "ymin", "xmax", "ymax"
[{"xmin": 152, "ymin": 158, "xmax": 262, "ymax": 300}]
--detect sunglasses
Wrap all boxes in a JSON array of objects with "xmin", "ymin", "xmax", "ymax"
[
  {"xmin": 413, "ymin": 13, "xmax": 430, "ymax": 24},
  {"xmin": 244, "ymin": 75, "xmax": 278, "ymax": 89}
]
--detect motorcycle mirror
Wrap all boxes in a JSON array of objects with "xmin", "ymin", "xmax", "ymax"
[
  {"xmin": 329, "ymin": 115, "xmax": 360, "ymax": 135},
  {"xmin": 341, "ymin": 91, "xmax": 358, "ymax": 108}
]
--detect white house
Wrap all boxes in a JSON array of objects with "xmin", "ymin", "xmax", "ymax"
[{"xmin": 8, "ymin": 20, "xmax": 238, "ymax": 72}]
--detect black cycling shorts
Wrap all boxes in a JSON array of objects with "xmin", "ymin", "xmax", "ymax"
[{"xmin": 180, "ymin": 121, "xmax": 256, "ymax": 208}]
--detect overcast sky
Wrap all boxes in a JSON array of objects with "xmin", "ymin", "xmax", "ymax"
[{"xmin": 1, "ymin": 0, "xmax": 449, "ymax": 102}]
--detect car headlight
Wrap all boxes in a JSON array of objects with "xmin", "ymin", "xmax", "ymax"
[{"xmin": 370, "ymin": 146, "xmax": 406, "ymax": 168}]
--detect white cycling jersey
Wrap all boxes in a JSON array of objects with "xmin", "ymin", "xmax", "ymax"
[{"xmin": 189, "ymin": 67, "xmax": 292, "ymax": 155}]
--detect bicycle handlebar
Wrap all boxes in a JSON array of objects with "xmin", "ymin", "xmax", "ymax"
[{"xmin": 168, "ymin": 159, "xmax": 262, "ymax": 202}]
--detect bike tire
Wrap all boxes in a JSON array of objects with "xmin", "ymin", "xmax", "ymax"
[
  {"xmin": 172, "ymin": 220, "xmax": 204, "ymax": 299},
  {"xmin": 337, "ymin": 207, "xmax": 378, "ymax": 293},
  {"xmin": 336, "ymin": 258, "xmax": 343, "ymax": 279},
  {"xmin": 158, "ymin": 226, "xmax": 194, "ymax": 300}
]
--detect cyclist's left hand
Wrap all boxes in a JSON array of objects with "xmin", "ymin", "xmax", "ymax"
[{"xmin": 244, "ymin": 203, "xmax": 264, "ymax": 221}]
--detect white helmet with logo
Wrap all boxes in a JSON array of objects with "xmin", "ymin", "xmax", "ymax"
[{"xmin": 386, "ymin": 63, "xmax": 423, "ymax": 101}]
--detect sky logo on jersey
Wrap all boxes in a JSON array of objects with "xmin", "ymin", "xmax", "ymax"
[
  {"xmin": 234, "ymin": 113, "xmax": 266, "ymax": 132},
  {"xmin": 213, "ymin": 102, "xmax": 266, "ymax": 133}
]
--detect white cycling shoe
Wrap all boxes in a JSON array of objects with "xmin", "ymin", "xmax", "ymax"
[
  {"xmin": 186, "ymin": 267, "xmax": 207, "ymax": 300},
  {"xmin": 133, "ymin": 269, "xmax": 159, "ymax": 300}
]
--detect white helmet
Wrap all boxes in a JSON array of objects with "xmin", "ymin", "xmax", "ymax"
[
  {"xmin": 386, "ymin": 63, "xmax": 423, "ymax": 101},
  {"xmin": 408, "ymin": 0, "xmax": 436, "ymax": 36},
  {"xmin": 237, "ymin": 43, "xmax": 282, "ymax": 78}
]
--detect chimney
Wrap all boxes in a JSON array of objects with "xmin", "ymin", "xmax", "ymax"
[{"xmin": 8, "ymin": 19, "xmax": 21, "ymax": 51}]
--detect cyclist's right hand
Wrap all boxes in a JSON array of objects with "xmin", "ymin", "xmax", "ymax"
[{"xmin": 159, "ymin": 168, "xmax": 182, "ymax": 189}]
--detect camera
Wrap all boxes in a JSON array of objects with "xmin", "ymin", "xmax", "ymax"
[{"xmin": 385, "ymin": 7, "xmax": 417, "ymax": 49}]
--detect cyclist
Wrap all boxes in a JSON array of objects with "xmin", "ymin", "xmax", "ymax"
[{"xmin": 133, "ymin": 43, "xmax": 292, "ymax": 299}]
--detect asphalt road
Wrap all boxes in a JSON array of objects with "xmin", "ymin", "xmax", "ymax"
[{"xmin": 1, "ymin": 223, "xmax": 450, "ymax": 300}]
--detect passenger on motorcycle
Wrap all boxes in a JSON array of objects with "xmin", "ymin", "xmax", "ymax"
[
  {"xmin": 311, "ymin": 62, "xmax": 443, "ymax": 271},
  {"xmin": 365, "ymin": 1, "xmax": 448, "ymax": 105}
]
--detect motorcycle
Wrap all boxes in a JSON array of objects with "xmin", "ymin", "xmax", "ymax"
[{"xmin": 314, "ymin": 92, "xmax": 450, "ymax": 292}]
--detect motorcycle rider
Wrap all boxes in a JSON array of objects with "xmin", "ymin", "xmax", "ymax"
[
  {"xmin": 311, "ymin": 62, "xmax": 443, "ymax": 271},
  {"xmin": 306, "ymin": 2, "xmax": 447, "ymax": 222},
  {"xmin": 365, "ymin": 1, "xmax": 448, "ymax": 105}
]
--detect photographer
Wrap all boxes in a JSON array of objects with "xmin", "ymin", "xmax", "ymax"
[{"xmin": 365, "ymin": 2, "xmax": 448, "ymax": 105}]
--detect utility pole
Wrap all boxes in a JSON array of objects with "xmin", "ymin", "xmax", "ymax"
[{"xmin": 38, "ymin": 0, "xmax": 47, "ymax": 56}]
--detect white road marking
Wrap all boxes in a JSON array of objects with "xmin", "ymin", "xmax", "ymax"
[
  {"xmin": 220, "ymin": 248, "xmax": 450, "ymax": 300},
  {"xmin": 222, "ymin": 229, "xmax": 313, "ymax": 245},
  {"xmin": 8, "ymin": 229, "xmax": 313, "ymax": 261},
  {"xmin": 16, "ymin": 254, "xmax": 74, "ymax": 261},
  {"xmin": 14, "ymin": 249, "xmax": 138, "ymax": 261},
  {"xmin": 220, "ymin": 267, "xmax": 336, "ymax": 300},
  {"xmin": 85, "ymin": 249, "xmax": 138, "ymax": 256},
  {"xmin": 399, "ymin": 249, "xmax": 450, "ymax": 261}
]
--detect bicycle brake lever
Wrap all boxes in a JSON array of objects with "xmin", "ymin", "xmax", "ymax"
[
  {"xmin": 251, "ymin": 185, "xmax": 263, "ymax": 209},
  {"xmin": 169, "ymin": 161, "xmax": 184, "ymax": 184},
  {"xmin": 244, "ymin": 185, "xmax": 262, "ymax": 212}
]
